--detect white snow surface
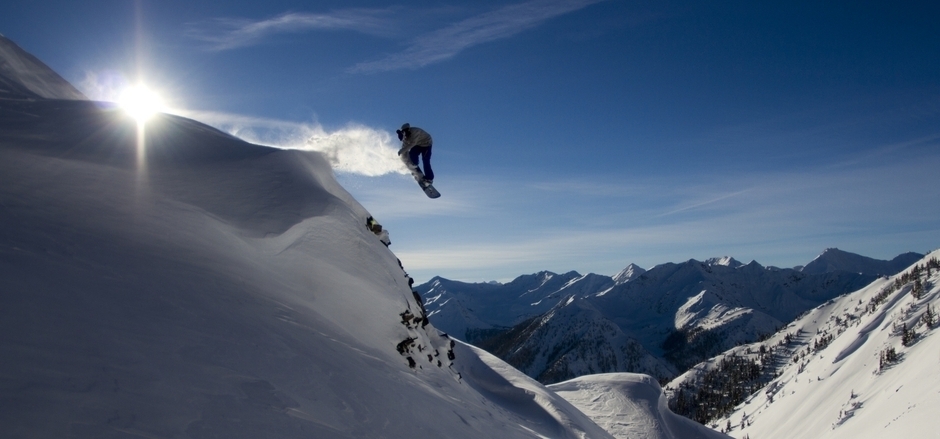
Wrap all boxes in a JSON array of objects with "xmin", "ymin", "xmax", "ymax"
[
  {"xmin": 0, "ymin": 41, "xmax": 711, "ymax": 438},
  {"xmin": 674, "ymin": 290, "xmax": 756, "ymax": 331},
  {"xmin": 550, "ymin": 374, "xmax": 729, "ymax": 439},
  {"xmin": 703, "ymin": 257, "xmax": 742, "ymax": 268}
]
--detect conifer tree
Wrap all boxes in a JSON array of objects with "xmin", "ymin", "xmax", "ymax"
[
  {"xmin": 901, "ymin": 323, "xmax": 916, "ymax": 346},
  {"xmin": 922, "ymin": 305, "xmax": 936, "ymax": 328}
]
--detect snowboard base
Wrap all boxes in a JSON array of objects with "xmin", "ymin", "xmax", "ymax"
[
  {"xmin": 421, "ymin": 182, "xmax": 440, "ymax": 199},
  {"xmin": 414, "ymin": 174, "xmax": 440, "ymax": 199}
]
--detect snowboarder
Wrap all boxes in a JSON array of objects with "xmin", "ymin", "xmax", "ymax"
[{"xmin": 397, "ymin": 123, "xmax": 434, "ymax": 185}]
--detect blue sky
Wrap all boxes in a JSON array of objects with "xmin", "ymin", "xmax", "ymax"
[{"xmin": 3, "ymin": 0, "xmax": 939, "ymax": 282}]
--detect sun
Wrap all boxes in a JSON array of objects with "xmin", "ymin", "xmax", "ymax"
[{"xmin": 119, "ymin": 84, "xmax": 165, "ymax": 123}]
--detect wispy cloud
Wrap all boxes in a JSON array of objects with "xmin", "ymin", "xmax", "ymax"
[
  {"xmin": 186, "ymin": 10, "xmax": 396, "ymax": 51},
  {"xmin": 657, "ymin": 189, "xmax": 752, "ymax": 217},
  {"xmin": 351, "ymin": 0, "xmax": 608, "ymax": 73},
  {"xmin": 826, "ymin": 133, "xmax": 940, "ymax": 170},
  {"xmin": 185, "ymin": 1, "xmax": 607, "ymax": 68},
  {"xmin": 175, "ymin": 110, "xmax": 406, "ymax": 176}
]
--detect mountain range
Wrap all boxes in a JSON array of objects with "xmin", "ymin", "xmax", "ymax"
[{"xmin": 419, "ymin": 249, "xmax": 924, "ymax": 383}]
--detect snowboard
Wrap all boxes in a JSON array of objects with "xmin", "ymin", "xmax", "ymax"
[
  {"xmin": 401, "ymin": 154, "xmax": 440, "ymax": 198},
  {"xmin": 412, "ymin": 171, "xmax": 441, "ymax": 199}
]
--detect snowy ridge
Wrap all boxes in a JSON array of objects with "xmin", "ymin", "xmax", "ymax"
[
  {"xmin": 704, "ymin": 256, "xmax": 743, "ymax": 268},
  {"xmin": 674, "ymin": 290, "xmax": 757, "ymax": 331},
  {"xmin": 612, "ymin": 263, "xmax": 647, "ymax": 285},
  {"xmin": 419, "ymin": 271, "xmax": 614, "ymax": 342},
  {"xmin": 800, "ymin": 247, "xmax": 922, "ymax": 276},
  {"xmin": 668, "ymin": 251, "xmax": 940, "ymax": 438},
  {"xmin": 0, "ymin": 34, "xmax": 86, "ymax": 100},
  {"xmin": 476, "ymin": 295, "xmax": 676, "ymax": 384},
  {"xmin": 457, "ymin": 342, "xmax": 616, "ymax": 439}
]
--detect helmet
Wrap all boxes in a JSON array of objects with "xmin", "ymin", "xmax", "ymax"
[{"xmin": 401, "ymin": 123, "xmax": 410, "ymax": 131}]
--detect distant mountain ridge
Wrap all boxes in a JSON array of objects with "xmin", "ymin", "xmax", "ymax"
[
  {"xmin": 419, "ymin": 249, "xmax": 922, "ymax": 384},
  {"xmin": 800, "ymin": 247, "xmax": 922, "ymax": 275},
  {"xmin": 423, "ymin": 271, "xmax": 614, "ymax": 342}
]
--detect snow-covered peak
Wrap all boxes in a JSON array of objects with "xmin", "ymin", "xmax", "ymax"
[
  {"xmin": 613, "ymin": 263, "xmax": 647, "ymax": 284},
  {"xmin": 0, "ymin": 34, "xmax": 86, "ymax": 100},
  {"xmin": 418, "ymin": 270, "xmax": 613, "ymax": 342},
  {"xmin": 704, "ymin": 256, "xmax": 743, "ymax": 268}
]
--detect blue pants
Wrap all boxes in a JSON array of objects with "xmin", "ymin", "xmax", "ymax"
[{"xmin": 409, "ymin": 145, "xmax": 434, "ymax": 181}]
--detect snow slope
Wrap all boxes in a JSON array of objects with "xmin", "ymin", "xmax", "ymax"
[
  {"xmin": 0, "ymin": 34, "xmax": 86, "ymax": 100},
  {"xmin": 673, "ymin": 251, "xmax": 940, "ymax": 438},
  {"xmin": 0, "ymin": 38, "xmax": 713, "ymax": 439},
  {"xmin": 550, "ymin": 374, "xmax": 728, "ymax": 439}
]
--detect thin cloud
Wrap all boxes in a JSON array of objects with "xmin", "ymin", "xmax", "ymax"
[
  {"xmin": 186, "ymin": 10, "xmax": 396, "ymax": 51},
  {"xmin": 826, "ymin": 133, "xmax": 940, "ymax": 170},
  {"xmin": 351, "ymin": 0, "xmax": 608, "ymax": 73},
  {"xmin": 658, "ymin": 189, "xmax": 752, "ymax": 217}
]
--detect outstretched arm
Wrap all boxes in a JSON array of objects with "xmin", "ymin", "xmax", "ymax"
[{"xmin": 397, "ymin": 142, "xmax": 411, "ymax": 157}]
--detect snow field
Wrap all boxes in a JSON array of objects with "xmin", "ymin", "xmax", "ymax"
[{"xmin": 713, "ymin": 252, "xmax": 940, "ymax": 439}]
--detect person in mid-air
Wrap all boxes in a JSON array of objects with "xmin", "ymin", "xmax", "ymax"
[{"xmin": 397, "ymin": 123, "xmax": 434, "ymax": 186}]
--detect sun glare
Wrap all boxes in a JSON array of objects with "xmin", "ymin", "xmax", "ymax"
[{"xmin": 119, "ymin": 84, "xmax": 164, "ymax": 123}]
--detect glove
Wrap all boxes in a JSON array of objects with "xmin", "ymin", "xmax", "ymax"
[
  {"xmin": 397, "ymin": 147, "xmax": 405, "ymax": 156},
  {"xmin": 396, "ymin": 129, "xmax": 403, "ymax": 141}
]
